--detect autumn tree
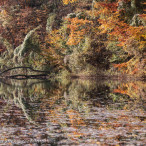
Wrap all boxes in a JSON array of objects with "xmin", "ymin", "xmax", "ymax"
[{"xmin": 91, "ymin": 0, "xmax": 146, "ymax": 75}]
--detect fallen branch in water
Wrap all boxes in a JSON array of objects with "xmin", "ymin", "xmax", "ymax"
[
  {"xmin": 0, "ymin": 66, "xmax": 49, "ymax": 75},
  {"xmin": 0, "ymin": 66, "xmax": 50, "ymax": 79},
  {"xmin": 5, "ymin": 74, "xmax": 48, "ymax": 79}
]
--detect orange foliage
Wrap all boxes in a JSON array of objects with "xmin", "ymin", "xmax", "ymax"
[
  {"xmin": 63, "ymin": 0, "xmax": 78, "ymax": 5},
  {"xmin": 93, "ymin": 1, "xmax": 145, "ymax": 74},
  {"xmin": 113, "ymin": 62, "xmax": 128, "ymax": 73},
  {"xmin": 43, "ymin": 30, "xmax": 66, "ymax": 68},
  {"xmin": 113, "ymin": 61, "xmax": 139, "ymax": 74},
  {"xmin": 113, "ymin": 88, "xmax": 128, "ymax": 95},
  {"xmin": 66, "ymin": 17, "xmax": 92, "ymax": 45},
  {"xmin": 93, "ymin": 1, "xmax": 146, "ymax": 47},
  {"xmin": 131, "ymin": 68, "xmax": 138, "ymax": 75}
]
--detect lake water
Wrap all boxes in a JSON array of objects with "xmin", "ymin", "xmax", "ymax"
[{"xmin": 0, "ymin": 78, "xmax": 145, "ymax": 145}]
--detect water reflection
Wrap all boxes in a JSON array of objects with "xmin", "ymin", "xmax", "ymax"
[{"xmin": 0, "ymin": 79, "xmax": 145, "ymax": 145}]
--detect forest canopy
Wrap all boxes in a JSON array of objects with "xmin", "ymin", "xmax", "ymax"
[{"xmin": 0, "ymin": 0, "xmax": 145, "ymax": 78}]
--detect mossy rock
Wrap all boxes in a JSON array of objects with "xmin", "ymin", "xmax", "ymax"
[
  {"xmin": 46, "ymin": 13, "xmax": 57, "ymax": 32},
  {"xmin": 13, "ymin": 26, "xmax": 41, "ymax": 64}
]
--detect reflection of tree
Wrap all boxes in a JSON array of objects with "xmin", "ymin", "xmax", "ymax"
[
  {"xmin": 0, "ymin": 79, "xmax": 53, "ymax": 124},
  {"xmin": 0, "ymin": 79, "xmax": 145, "ymax": 145},
  {"xmin": 112, "ymin": 81, "xmax": 146, "ymax": 110},
  {"xmin": 46, "ymin": 79, "xmax": 146, "ymax": 144},
  {"xmin": 113, "ymin": 82, "xmax": 145, "ymax": 99},
  {"xmin": 46, "ymin": 80, "xmax": 112, "ymax": 142}
]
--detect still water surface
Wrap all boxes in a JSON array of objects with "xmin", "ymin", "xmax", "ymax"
[{"xmin": 0, "ymin": 79, "xmax": 145, "ymax": 145}]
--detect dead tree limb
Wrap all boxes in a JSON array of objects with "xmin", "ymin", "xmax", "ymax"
[
  {"xmin": 0, "ymin": 66, "xmax": 50, "ymax": 79},
  {"xmin": 6, "ymin": 74, "xmax": 48, "ymax": 80},
  {"xmin": 0, "ymin": 66, "xmax": 49, "ymax": 76}
]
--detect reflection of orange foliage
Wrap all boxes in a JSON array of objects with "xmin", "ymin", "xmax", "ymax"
[
  {"xmin": 39, "ymin": 89, "xmax": 63, "ymax": 110},
  {"xmin": 130, "ymin": 83, "xmax": 138, "ymax": 90},
  {"xmin": 67, "ymin": 109, "xmax": 85, "ymax": 127},
  {"xmin": 113, "ymin": 82, "xmax": 141, "ymax": 99},
  {"xmin": 49, "ymin": 110, "xmax": 59, "ymax": 124},
  {"xmin": 66, "ymin": 109, "xmax": 86, "ymax": 138},
  {"xmin": 131, "ymin": 68, "xmax": 138, "ymax": 75}
]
